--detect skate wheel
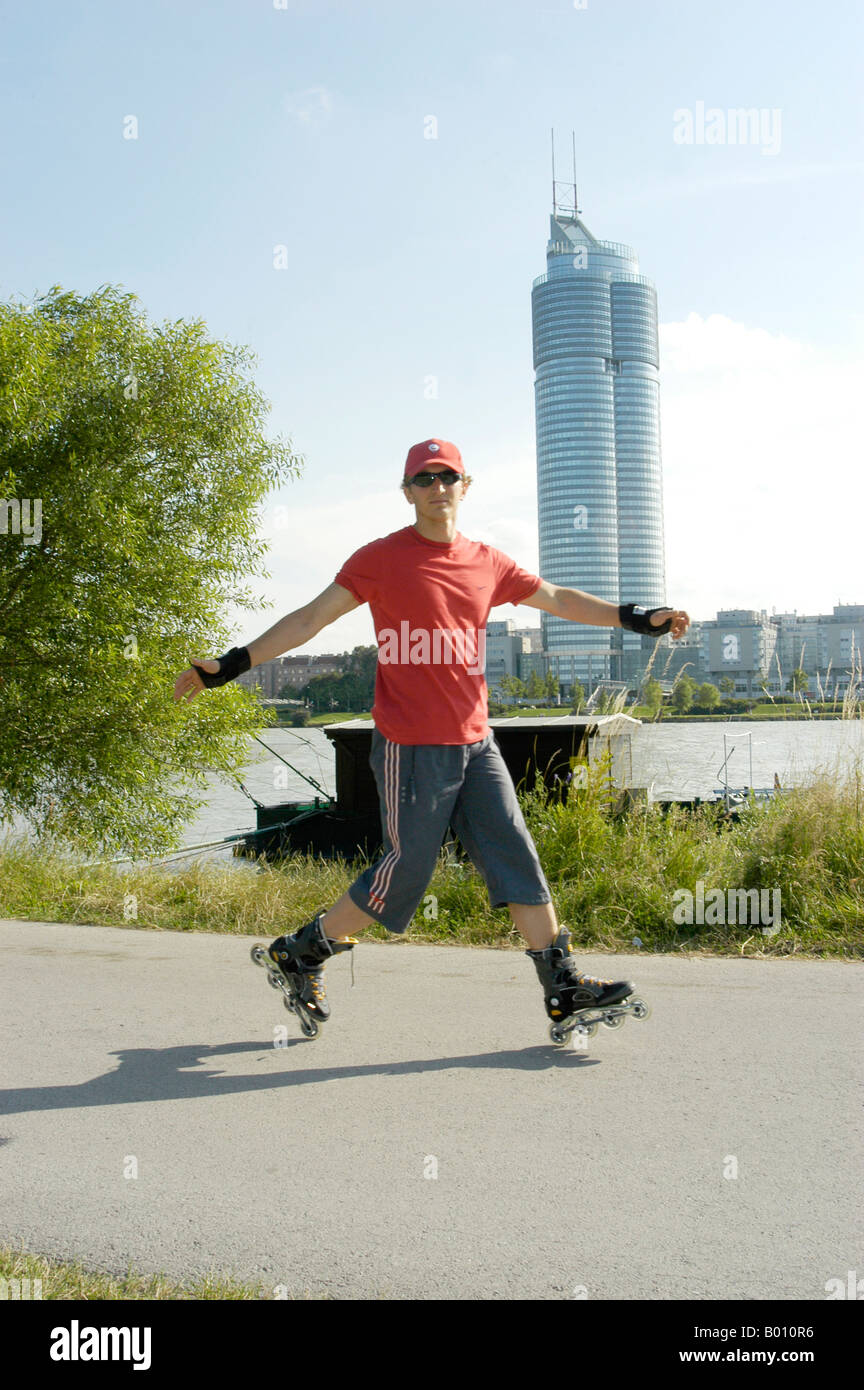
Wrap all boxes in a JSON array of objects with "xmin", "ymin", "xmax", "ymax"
[
  {"xmin": 266, "ymin": 970, "xmax": 282, "ymax": 990},
  {"xmin": 549, "ymin": 1024, "xmax": 571, "ymax": 1047},
  {"xmin": 250, "ymin": 945, "xmax": 268, "ymax": 967},
  {"xmin": 297, "ymin": 1010, "xmax": 319, "ymax": 1039},
  {"xmin": 631, "ymin": 999, "xmax": 651, "ymax": 1021},
  {"xmin": 602, "ymin": 1014, "xmax": 626, "ymax": 1029},
  {"xmin": 283, "ymin": 993, "xmax": 320, "ymax": 1038},
  {"xmin": 574, "ymin": 1020, "xmax": 598, "ymax": 1038}
]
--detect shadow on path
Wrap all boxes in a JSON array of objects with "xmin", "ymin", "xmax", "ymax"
[{"xmin": 0, "ymin": 1040, "xmax": 602, "ymax": 1118}]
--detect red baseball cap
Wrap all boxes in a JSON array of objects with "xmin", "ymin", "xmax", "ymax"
[{"xmin": 403, "ymin": 438, "xmax": 464, "ymax": 479}]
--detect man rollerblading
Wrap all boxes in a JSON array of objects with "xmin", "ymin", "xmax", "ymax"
[{"xmin": 175, "ymin": 439, "xmax": 688, "ymax": 1043}]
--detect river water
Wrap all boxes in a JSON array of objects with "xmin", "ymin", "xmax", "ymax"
[{"xmin": 175, "ymin": 719, "xmax": 864, "ymax": 863}]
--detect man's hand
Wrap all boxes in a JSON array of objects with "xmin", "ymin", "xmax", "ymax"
[
  {"xmin": 173, "ymin": 659, "xmax": 220, "ymax": 703},
  {"xmin": 649, "ymin": 609, "xmax": 690, "ymax": 640}
]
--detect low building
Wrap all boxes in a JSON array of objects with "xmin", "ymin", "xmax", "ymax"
[
  {"xmin": 237, "ymin": 653, "xmax": 344, "ymax": 697},
  {"xmin": 770, "ymin": 604, "xmax": 864, "ymax": 696},
  {"xmin": 698, "ymin": 610, "xmax": 778, "ymax": 696},
  {"xmin": 486, "ymin": 619, "xmax": 531, "ymax": 692}
]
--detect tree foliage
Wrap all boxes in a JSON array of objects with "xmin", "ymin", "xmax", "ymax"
[
  {"xmin": 697, "ymin": 681, "xmax": 721, "ymax": 710},
  {"xmin": 0, "ymin": 285, "xmax": 302, "ymax": 855},
  {"xmin": 568, "ymin": 679, "xmax": 585, "ymax": 712},
  {"xmin": 642, "ymin": 677, "xmax": 662, "ymax": 714},
  {"xmin": 525, "ymin": 669, "xmax": 545, "ymax": 700},
  {"xmin": 671, "ymin": 673, "xmax": 698, "ymax": 713}
]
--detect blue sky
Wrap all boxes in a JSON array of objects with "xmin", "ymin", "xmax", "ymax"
[{"xmin": 3, "ymin": 0, "xmax": 862, "ymax": 654}]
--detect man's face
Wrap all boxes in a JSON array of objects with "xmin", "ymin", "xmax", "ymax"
[{"xmin": 402, "ymin": 463, "xmax": 470, "ymax": 519}]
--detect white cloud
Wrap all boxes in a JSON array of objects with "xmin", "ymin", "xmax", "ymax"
[{"xmin": 661, "ymin": 312, "xmax": 805, "ymax": 372}]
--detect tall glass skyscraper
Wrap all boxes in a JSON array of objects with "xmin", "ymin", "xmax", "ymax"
[{"xmin": 532, "ymin": 205, "xmax": 666, "ymax": 687}]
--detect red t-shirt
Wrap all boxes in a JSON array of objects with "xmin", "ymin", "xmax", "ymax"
[{"xmin": 334, "ymin": 526, "xmax": 541, "ymax": 745}]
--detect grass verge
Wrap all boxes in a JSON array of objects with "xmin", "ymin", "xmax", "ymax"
[
  {"xmin": 2, "ymin": 753, "xmax": 862, "ymax": 958},
  {"xmin": 0, "ymin": 1244, "xmax": 331, "ymax": 1300}
]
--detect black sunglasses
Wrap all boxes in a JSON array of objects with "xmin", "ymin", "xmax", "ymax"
[{"xmin": 409, "ymin": 470, "xmax": 463, "ymax": 487}]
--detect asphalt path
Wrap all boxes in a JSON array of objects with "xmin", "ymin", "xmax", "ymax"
[{"xmin": 1, "ymin": 918, "xmax": 861, "ymax": 1300}]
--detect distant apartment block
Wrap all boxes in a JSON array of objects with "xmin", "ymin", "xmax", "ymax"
[
  {"xmin": 677, "ymin": 605, "xmax": 863, "ymax": 697},
  {"xmin": 516, "ymin": 626, "xmax": 544, "ymax": 654},
  {"xmin": 486, "ymin": 620, "xmax": 532, "ymax": 689},
  {"xmin": 699, "ymin": 610, "xmax": 779, "ymax": 696},
  {"xmin": 770, "ymin": 605, "xmax": 864, "ymax": 694},
  {"xmin": 278, "ymin": 654, "xmax": 343, "ymax": 688},
  {"xmin": 237, "ymin": 653, "xmax": 343, "ymax": 698}
]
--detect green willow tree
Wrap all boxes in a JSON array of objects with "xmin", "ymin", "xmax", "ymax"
[
  {"xmin": 697, "ymin": 682, "xmax": 721, "ymax": 711},
  {"xmin": 525, "ymin": 669, "xmax": 545, "ymax": 702},
  {"xmin": 641, "ymin": 677, "xmax": 662, "ymax": 716},
  {"xmin": 0, "ymin": 285, "xmax": 302, "ymax": 856},
  {"xmin": 671, "ymin": 673, "xmax": 697, "ymax": 714}
]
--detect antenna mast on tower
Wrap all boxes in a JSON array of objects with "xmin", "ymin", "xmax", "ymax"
[{"xmin": 551, "ymin": 127, "xmax": 581, "ymax": 219}]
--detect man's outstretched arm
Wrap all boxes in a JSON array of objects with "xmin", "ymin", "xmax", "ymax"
[
  {"xmin": 173, "ymin": 581, "xmax": 361, "ymax": 703},
  {"xmin": 244, "ymin": 582, "xmax": 361, "ymax": 667},
  {"xmin": 519, "ymin": 580, "xmax": 690, "ymax": 639}
]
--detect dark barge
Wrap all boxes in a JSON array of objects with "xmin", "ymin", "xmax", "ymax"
[{"xmin": 233, "ymin": 715, "xmax": 640, "ymax": 863}]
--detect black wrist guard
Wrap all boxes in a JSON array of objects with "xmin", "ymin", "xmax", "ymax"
[
  {"xmin": 619, "ymin": 604, "xmax": 673, "ymax": 637},
  {"xmin": 193, "ymin": 646, "xmax": 251, "ymax": 688}
]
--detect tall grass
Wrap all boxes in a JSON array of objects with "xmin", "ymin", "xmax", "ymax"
[{"xmin": 519, "ymin": 747, "xmax": 862, "ymax": 953}]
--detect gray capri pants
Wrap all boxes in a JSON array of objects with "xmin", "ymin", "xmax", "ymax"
[{"xmin": 347, "ymin": 728, "xmax": 552, "ymax": 934}]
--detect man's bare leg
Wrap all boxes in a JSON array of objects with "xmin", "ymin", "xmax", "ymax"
[
  {"xmin": 508, "ymin": 901, "xmax": 559, "ymax": 951},
  {"xmin": 320, "ymin": 891, "xmax": 377, "ymax": 941}
]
